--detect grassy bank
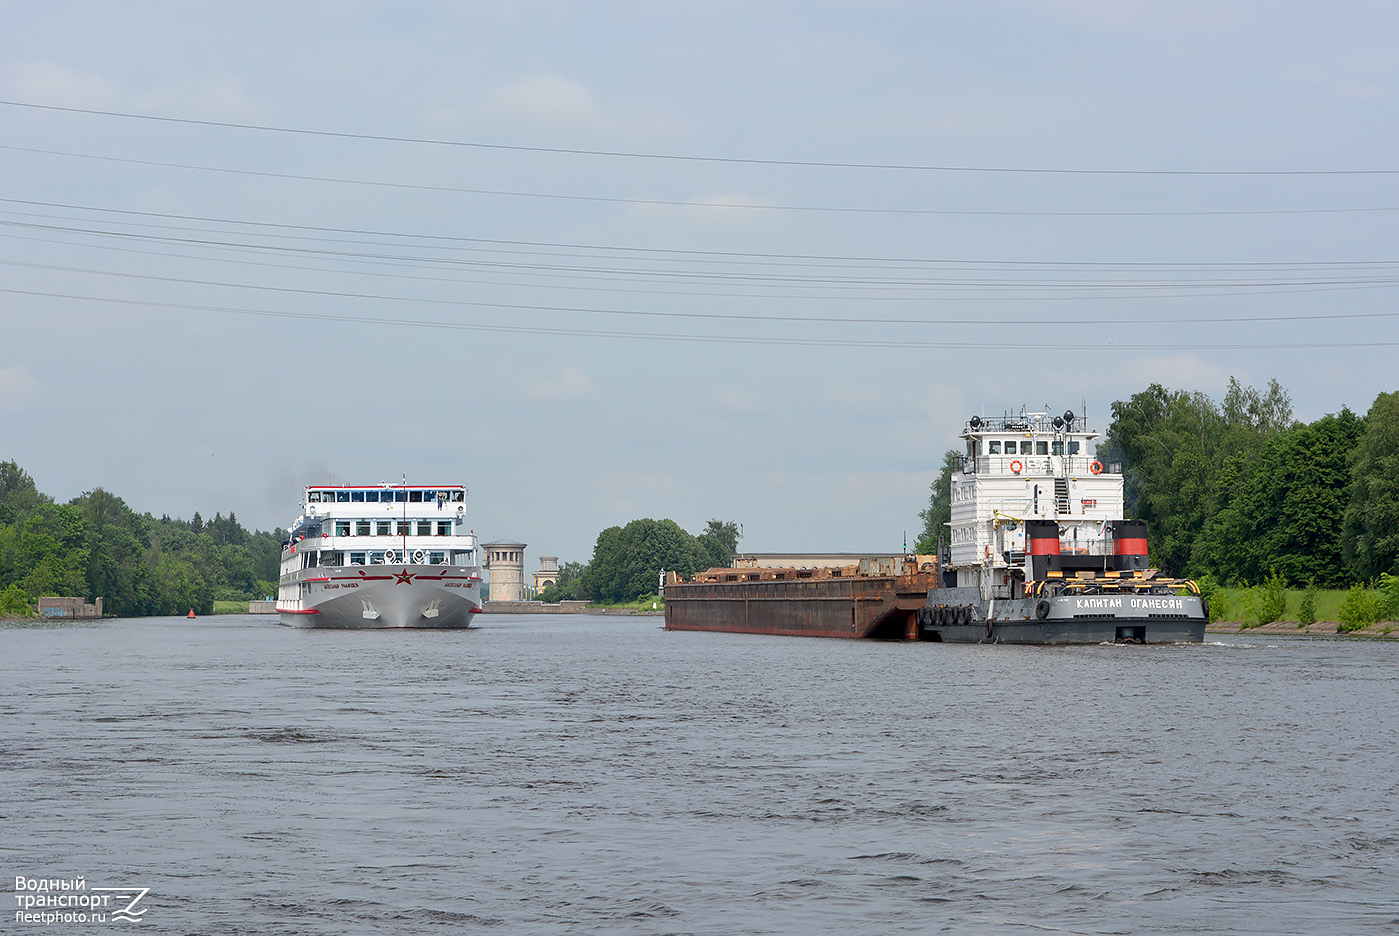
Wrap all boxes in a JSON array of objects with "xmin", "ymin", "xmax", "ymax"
[
  {"xmin": 1207, "ymin": 586, "xmax": 1397, "ymax": 633},
  {"xmin": 587, "ymin": 594, "xmax": 665, "ymax": 613}
]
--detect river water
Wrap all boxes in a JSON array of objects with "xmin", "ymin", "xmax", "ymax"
[{"xmin": 4, "ymin": 614, "xmax": 1396, "ymax": 934}]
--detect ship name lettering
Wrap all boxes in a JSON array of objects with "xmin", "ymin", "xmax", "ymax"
[
  {"xmin": 1129, "ymin": 597, "xmax": 1185, "ymax": 610},
  {"xmin": 1074, "ymin": 597, "xmax": 1122, "ymax": 609}
]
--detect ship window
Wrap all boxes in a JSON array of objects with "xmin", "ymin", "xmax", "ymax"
[
  {"xmin": 409, "ymin": 490, "xmax": 423, "ymax": 502},
  {"xmin": 436, "ymin": 522, "xmax": 451, "ymax": 536},
  {"xmin": 323, "ymin": 551, "xmax": 343, "ymax": 565},
  {"xmin": 350, "ymin": 552, "xmax": 366, "ymax": 565},
  {"xmin": 417, "ymin": 521, "xmax": 433, "ymax": 536},
  {"xmin": 452, "ymin": 550, "xmax": 473, "ymax": 566},
  {"xmin": 1004, "ymin": 441, "xmax": 1017, "ymax": 454},
  {"xmin": 370, "ymin": 551, "xmax": 386, "ymax": 564},
  {"xmin": 364, "ymin": 490, "xmax": 379, "ymax": 503},
  {"xmin": 1036, "ymin": 441, "xmax": 1049, "ymax": 455},
  {"xmin": 429, "ymin": 551, "xmax": 445, "ymax": 565},
  {"xmin": 988, "ymin": 441, "xmax": 1001, "ymax": 454},
  {"xmin": 451, "ymin": 490, "xmax": 465, "ymax": 502},
  {"xmin": 335, "ymin": 521, "xmax": 350, "ymax": 536},
  {"xmin": 397, "ymin": 521, "xmax": 411, "ymax": 536},
  {"xmin": 1069, "ymin": 441, "xmax": 1081, "ymax": 455},
  {"xmin": 390, "ymin": 491, "xmax": 404, "ymax": 502},
  {"xmin": 351, "ymin": 490, "xmax": 365, "ymax": 502},
  {"xmin": 423, "ymin": 490, "xmax": 436, "ymax": 502},
  {"xmin": 336, "ymin": 491, "xmax": 350, "ymax": 502},
  {"xmin": 356, "ymin": 520, "xmax": 371, "ymax": 536},
  {"xmin": 307, "ymin": 491, "xmax": 321, "ymax": 503},
  {"xmin": 1052, "ymin": 441, "xmax": 1064, "ymax": 455},
  {"xmin": 376, "ymin": 521, "xmax": 392, "ymax": 536}
]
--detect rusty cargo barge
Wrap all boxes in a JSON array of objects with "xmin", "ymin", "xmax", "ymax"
[
  {"xmin": 663, "ymin": 557, "xmax": 940, "ymax": 639},
  {"xmin": 663, "ymin": 408, "xmax": 1207, "ymax": 645}
]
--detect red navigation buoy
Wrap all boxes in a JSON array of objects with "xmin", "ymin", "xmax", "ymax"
[{"xmin": 187, "ymin": 609, "xmax": 196, "ymax": 619}]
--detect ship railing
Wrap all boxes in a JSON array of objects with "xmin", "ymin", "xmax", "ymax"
[{"xmin": 963, "ymin": 456, "xmax": 1119, "ymax": 476}]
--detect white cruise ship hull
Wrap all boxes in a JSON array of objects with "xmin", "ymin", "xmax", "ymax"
[{"xmin": 278, "ymin": 565, "xmax": 483, "ymax": 628}]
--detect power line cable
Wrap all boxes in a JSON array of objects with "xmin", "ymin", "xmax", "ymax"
[
  {"xmin": 5, "ymin": 259, "xmax": 1397, "ymax": 326},
  {"xmin": 7, "ymin": 144, "xmax": 1399, "ymax": 219},
  {"xmin": 5, "ymin": 196, "xmax": 1398, "ymax": 267},
  {"xmin": 4, "ymin": 99, "xmax": 1398, "ymax": 176},
  {"xmin": 7, "ymin": 287, "xmax": 1395, "ymax": 349}
]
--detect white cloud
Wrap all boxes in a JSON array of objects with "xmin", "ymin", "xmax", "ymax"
[
  {"xmin": 521, "ymin": 363, "xmax": 593, "ymax": 400},
  {"xmin": 482, "ymin": 73, "xmax": 604, "ymax": 129},
  {"xmin": 2, "ymin": 62, "xmax": 117, "ymax": 108},
  {"xmin": 0, "ymin": 367, "xmax": 42, "ymax": 411},
  {"xmin": 136, "ymin": 75, "xmax": 261, "ymax": 120}
]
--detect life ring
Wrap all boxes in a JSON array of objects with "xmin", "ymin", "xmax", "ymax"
[
  {"xmin": 1090, "ymin": 461, "xmax": 1103, "ymax": 475},
  {"xmin": 1009, "ymin": 459, "xmax": 1023, "ymax": 474},
  {"xmin": 984, "ymin": 545, "xmax": 991, "ymax": 558},
  {"xmin": 413, "ymin": 548, "xmax": 426, "ymax": 564}
]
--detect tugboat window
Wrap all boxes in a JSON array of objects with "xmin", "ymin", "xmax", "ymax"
[
  {"xmin": 988, "ymin": 441, "xmax": 1001, "ymax": 454},
  {"xmin": 1005, "ymin": 441, "xmax": 1016, "ymax": 454},
  {"xmin": 1052, "ymin": 441, "xmax": 1064, "ymax": 455},
  {"xmin": 1036, "ymin": 441, "xmax": 1049, "ymax": 455},
  {"xmin": 1069, "ymin": 441, "xmax": 1081, "ymax": 455}
]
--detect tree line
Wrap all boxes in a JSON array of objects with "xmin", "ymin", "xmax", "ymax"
[
  {"xmin": 0, "ymin": 461, "xmax": 283, "ymax": 617},
  {"xmin": 536, "ymin": 518, "xmax": 739, "ymax": 604},
  {"xmin": 914, "ymin": 380, "xmax": 1399, "ymax": 586}
]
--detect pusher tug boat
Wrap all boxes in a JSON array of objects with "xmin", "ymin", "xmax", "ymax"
[
  {"xmin": 664, "ymin": 409, "xmax": 1206, "ymax": 644},
  {"xmin": 277, "ymin": 482, "xmax": 484, "ymax": 628}
]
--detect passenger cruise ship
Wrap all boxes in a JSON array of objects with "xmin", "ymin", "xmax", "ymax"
[{"xmin": 276, "ymin": 483, "xmax": 484, "ymax": 628}]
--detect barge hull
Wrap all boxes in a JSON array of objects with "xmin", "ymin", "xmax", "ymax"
[{"xmin": 664, "ymin": 573, "xmax": 937, "ymax": 639}]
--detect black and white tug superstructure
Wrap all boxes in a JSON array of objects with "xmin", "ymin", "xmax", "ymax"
[
  {"xmin": 919, "ymin": 409, "xmax": 1206, "ymax": 644},
  {"xmin": 276, "ymin": 483, "xmax": 484, "ymax": 628}
]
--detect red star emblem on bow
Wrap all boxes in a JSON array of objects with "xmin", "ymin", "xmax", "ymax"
[{"xmin": 392, "ymin": 569, "xmax": 414, "ymax": 585}]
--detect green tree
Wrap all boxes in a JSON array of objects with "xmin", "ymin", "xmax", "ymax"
[
  {"xmin": 1202, "ymin": 409, "xmax": 1362, "ymax": 586},
  {"xmin": 1101, "ymin": 378, "xmax": 1293, "ymax": 576},
  {"xmin": 1342, "ymin": 390, "xmax": 1399, "ymax": 579},
  {"xmin": 0, "ymin": 460, "xmax": 48, "ymax": 524},
  {"xmin": 697, "ymin": 519, "xmax": 739, "ymax": 569},
  {"xmin": 584, "ymin": 518, "xmax": 710, "ymax": 603},
  {"xmin": 914, "ymin": 450, "xmax": 962, "ymax": 554}
]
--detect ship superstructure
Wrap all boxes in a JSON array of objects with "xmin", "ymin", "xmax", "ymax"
[{"xmin": 276, "ymin": 483, "xmax": 484, "ymax": 628}]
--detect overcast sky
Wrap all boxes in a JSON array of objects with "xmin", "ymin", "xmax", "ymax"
[{"xmin": 2, "ymin": 1, "xmax": 1397, "ymax": 566}]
